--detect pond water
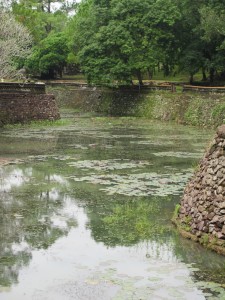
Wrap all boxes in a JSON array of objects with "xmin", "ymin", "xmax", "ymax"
[{"xmin": 0, "ymin": 113, "xmax": 225, "ymax": 299}]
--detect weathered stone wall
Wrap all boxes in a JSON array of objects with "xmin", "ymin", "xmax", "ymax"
[
  {"xmin": 0, "ymin": 82, "xmax": 46, "ymax": 94},
  {"xmin": 176, "ymin": 125, "xmax": 225, "ymax": 252},
  {"xmin": 0, "ymin": 93, "xmax": 60, "ymax": 125}
]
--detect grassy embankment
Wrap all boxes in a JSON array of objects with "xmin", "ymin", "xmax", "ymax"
[{"xmin": 49, "ymin": 72, "xmax": 225, "ymax": 128}]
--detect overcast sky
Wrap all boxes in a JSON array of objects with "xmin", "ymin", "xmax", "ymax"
[{"xmin": 51, "ymin": 0, "xmax": 80, "ymax": 14}]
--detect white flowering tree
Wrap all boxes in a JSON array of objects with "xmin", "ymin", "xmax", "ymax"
[{"xmin": 0, "ymin": 12, "xmax": 32, "ymax": 79}]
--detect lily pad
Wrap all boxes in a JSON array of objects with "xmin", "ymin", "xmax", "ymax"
[
  {"xmin": 67, "ymin": 159, "xmax": 150, "ymax": 171},
  {"xmin": 153, "ymin": 151, "xmax": 203, "ymax": 159},
  {"xmin": 70, "ymin": 171, "xmax": 192, "ymax": 197}
]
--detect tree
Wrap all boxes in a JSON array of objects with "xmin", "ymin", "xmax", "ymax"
[
  {"xmin": 174, "ymin": 0, "xmax": 225, "ymax": 83},
  {"xmin": 0, "ymin": 12, "xmax": 32, "ymax": 79},
  {"xmin": 199, "ymin": 4, "xmax": 225, "ymax": 82},
  {"xmin": 11, "ymin": 0, "xmax": 75, "ymax": 79},
  {"xmin": 26, "ymin": 32, "xmax": 69, "ymax": 79},
  {"xmin": 12, "ymin": 0, "xmax": 74, "ymax": 42},
  {"xmin": 70, "ymin": 0, "xmax": 181, "ymax": 85}
]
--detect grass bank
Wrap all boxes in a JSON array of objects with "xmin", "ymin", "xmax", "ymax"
[
  {"xmin": 48, "ymin": 85, "xmax": 225, "ymax": 128},
  {"xmin": 134, "ymin": 91, "xmax": 225, "ymax": 128}
]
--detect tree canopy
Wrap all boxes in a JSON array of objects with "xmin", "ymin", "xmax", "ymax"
[
  {"xmin": 69, "ymin": 0, "xmax": 182, "ymax": 85},
  {"xmin": 3, "ymin": 0, "xmax": 225, "ymax": 83},
  {"xmin": 26, "ymin": 32, "xmax": 69, "ymax": 79},
  {"xmin": 0, "ymin": 11, "xmax": 32, "ymax": 79},
  {"xmin": 68, "ymin": 0, "xmax": 225, "ymax": 84},
  {"xmin": 12, "ymin": 0, "xmax": 72, "ymax": 42}
]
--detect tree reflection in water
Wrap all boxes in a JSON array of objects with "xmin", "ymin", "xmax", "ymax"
[{"xmin": 0, "ymin": 166, "xmax": 77, "ymax": 286}]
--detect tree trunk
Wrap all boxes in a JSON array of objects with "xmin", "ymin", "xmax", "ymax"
[
  {"xmin": 136, "ymin": 70, "xmax": 143, "ymax": 86},
  {"xmin": 49, "ymin": 68, "xmax": 55, "ymax": 79},
  {"xmin": 163, "ymin": 63, "xmax": 170, "ymax": 77},
  {"xmin": 189, "ymin": 74, "xmax": 194, "ymax": 85},
  {"xmin": 202, "ymin": 68, "xmax": 207, "ymax": 81},
  {"xmin": 45, "ymin": 0, "xmax": 52, "ymax": 33},
  {"xmin": 59, "ymin": 68, "xmax": 63, "ymax": 78},
  {"xmin": 209, "ymin": 68, "xmax": 214, "ymax": 83},
  {"xmin": 47, "ymin": 0, "xmax": 51, "ymax": 13},
  {"xmin": 157, "ymin": 62, "xmax": 160, "ymax": 72},
  {"xmin": 147, "ymin": 68, "xmax": 153, "ymax": 80}
]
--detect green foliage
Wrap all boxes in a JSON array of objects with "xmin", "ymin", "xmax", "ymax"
[
  {"xmin": 173, "ymin": 204, "xmax": 181, "ymax": 219},
  {"xmin": 69, "ymin": 0, "xmax": 225, "ymax": 84},
  {"xmin": 102, "ymin": 199, "xmax": 166, "ymax": 246},
  {"xmin": 7, "ymin": 0, "xmax": 225, "ymax": 84},
  {"xmin": 212, "ymin": 103, "xmax": 225, "ymax": 125},
  {"xmin": 69, "ymin": 0, "xmax": 182, "ymax": 85},
  {"xmin": 184, "ymin": 99, "xmax": 203, "ymax": 127},
  {"xmin": 180, "ymin": 216, "xmax": 192, "ymax": 232},
  {"xmin": 184, "ymin": 95, "xmax": 225, "ymax": 127},
  {"xmin": 200, "ymin": 234, "xmax": 209, "ymax": 246},
  {"xmin": 198, "ymin": 2, "xmax": 225, "ymax": 82},
  {"xmin": 4, "ymin": 118, "xmax": 71, "ymax": 129},
  {"xmin": 11, "ymin": 0, "xmax": 74, "ymax": 79},
  {"xmin": 134, "ymin": 91, "xmax": 225, "ymax": 128},
  {"xmin": 26, "ymin": 32, "xmax": 69, "ymax": 78},
  {"xmin": 12, "ymin": 0, "xmax": 70, "ymax": 43}
]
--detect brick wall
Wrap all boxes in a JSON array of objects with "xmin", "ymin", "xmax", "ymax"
[{"xmin": 0, "ymin": 93, "xmax": 60, "ymax": 125}]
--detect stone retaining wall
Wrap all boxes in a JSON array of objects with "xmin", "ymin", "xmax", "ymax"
[
  {"xmin": 175, "ymin": 125, "xmax": 225, "ymax": 252},
  {"xmin": 0, "ymin": 93, "xmax": 60, "ymax": 125},
  {"xmin": 0, "ymin": 82, "xmax": 46, "ymax": 94}
]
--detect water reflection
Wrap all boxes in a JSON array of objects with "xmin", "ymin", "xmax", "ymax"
[
  {"xmin": 0, "ymin": 166, "xmax": 77, "ymax": 286},
  {"xmin": 86, "ymin": 197, "xmax": 168, "ymax": 247},
  {"xmin": 0, "ymin": 116, "xmax": 225, "ymax": 298},
  {"xmin": 0, "ymin": 168, "xmax": 28, "ymax": 192}
]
